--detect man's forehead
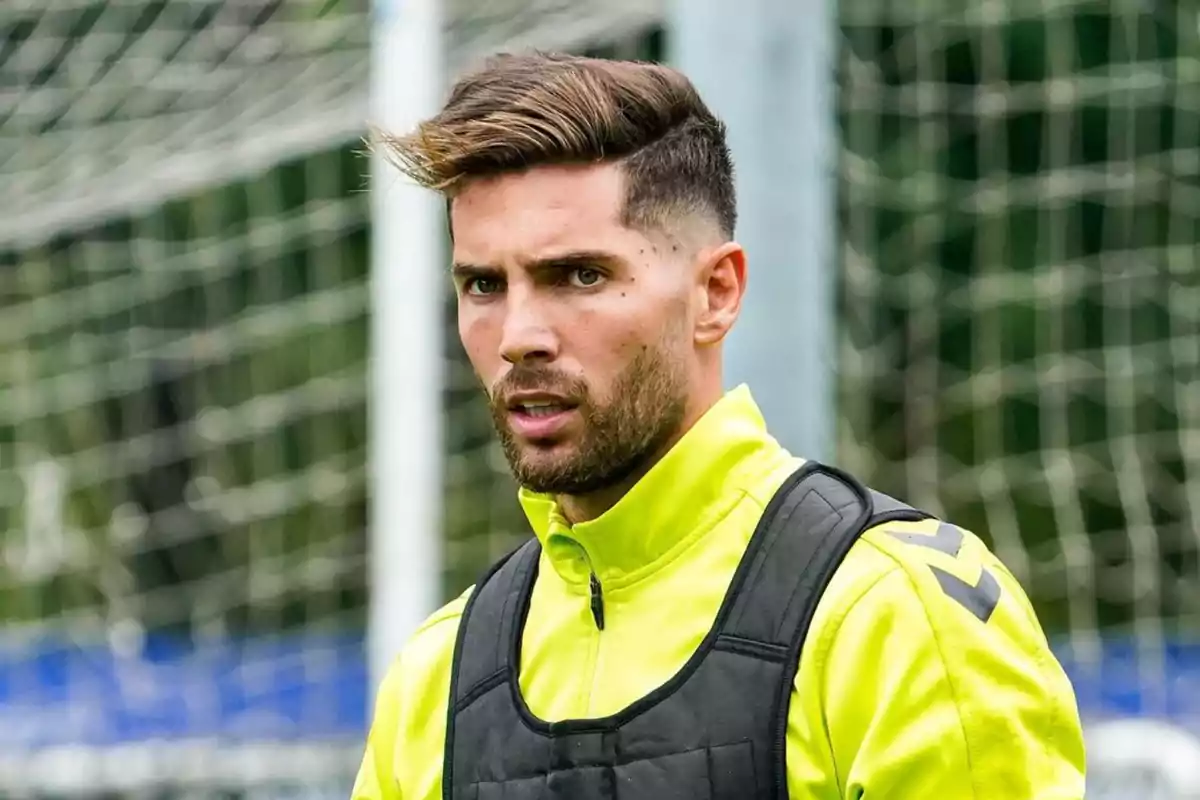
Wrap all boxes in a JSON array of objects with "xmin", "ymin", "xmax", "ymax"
[{"xmin": 449, "ymin": 163, "xmax": 637, "ymax": 265}]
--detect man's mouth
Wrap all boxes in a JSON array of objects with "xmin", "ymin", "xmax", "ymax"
[
  {"xmin": 514, "ymin": 400, "xmax": 573, "ymax": 418},
  {"xmin": 502, "ymin": 394, "xmax": 581, "ymax": 438}
]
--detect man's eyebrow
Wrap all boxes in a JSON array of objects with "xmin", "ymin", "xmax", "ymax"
[
  {"xmin": 450, "ymin": 251, "xmax": 623, "ymax": 278},
  {"xmin": 450, "ymin": 262, "xmax": 500, "ymax": 279},
  {"xmin": 540, "ymin": 251, "xmax": 624, "ymax": 267},
  {"xmin": 530, "ymin": 250, "xmax": 622, "ymax": 270}
]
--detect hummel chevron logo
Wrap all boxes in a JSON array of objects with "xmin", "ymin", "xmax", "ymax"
[
  {"xmin": 929, "ymin": 564, "xmax": 1001, "ymax": 623},
  {"xmin": 885, "ymin": 522, "xmax": 1001, "ymax": 623},
  {"xmin": 886, "ymin": 522, "xmax": 963, "ymax": 557}
]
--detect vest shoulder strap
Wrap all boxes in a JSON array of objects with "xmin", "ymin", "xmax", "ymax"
[
  {"xmin": 447, "ymin": 537, "xmax": 540, "ymax": 716},
  {"xmin": 713, "ymin": 462, "xmax": 877, "ymax": 651},
  {"xmin": 867, "ymin": 487, "xmax": 933, "ymax": 527},
  {"xmin": 710, "ymin": 463, "xmax": 930, "ymax": 798}
]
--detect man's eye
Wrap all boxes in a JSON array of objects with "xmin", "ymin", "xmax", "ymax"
[
  {"xmin": 569, "ymin": 268, "xmax": 603, "ymax": 288},
  {"xmin": 466, "ymin": 277, "xmax": 501, "ymax": 296}
]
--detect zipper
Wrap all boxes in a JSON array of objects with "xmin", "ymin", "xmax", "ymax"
[
  {"xmin": 577, "ymin": 549, "xmax": 605, "ymax": 716},
  {"xmin": 588, "ymin": 572, "xmax": 605, "ymax": 631}
]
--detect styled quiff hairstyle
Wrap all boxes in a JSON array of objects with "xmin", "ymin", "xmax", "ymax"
[{"xmin": 377, "ymin": 51, "xmax": 737, "ymax": 238}]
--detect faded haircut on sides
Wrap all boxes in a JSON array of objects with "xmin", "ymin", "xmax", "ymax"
[{"xmin": 375, "ymin": 50, "xmax": 737, "ymax": 239}]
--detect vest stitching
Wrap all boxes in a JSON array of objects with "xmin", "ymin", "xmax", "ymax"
[
  {"xmin": 492, "ymin": 548, "xmax": 527, "ymax": 674},
  {"xmin": 455, "ymin": 667, "xmax": 509, "ymax": 714},
  {"xmin": 770, "ymin": 499, "xmax": 859, "ymax": 643},
  {"xmin": 713, "ymin": 634, "xmax": 790, "ymax": 662},
  {"xmin": 463, "ymin": 742, "xmax": 750, "ymax": 776}
]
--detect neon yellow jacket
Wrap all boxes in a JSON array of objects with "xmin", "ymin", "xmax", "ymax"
[{"xmin": 353, "ymin": 386, "xmax": 1087, "ymax": 799}]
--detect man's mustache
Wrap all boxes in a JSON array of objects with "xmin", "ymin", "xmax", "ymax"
[{"xmin": 490, "ymin": 366, "xmax": 588, "ymax": 407}]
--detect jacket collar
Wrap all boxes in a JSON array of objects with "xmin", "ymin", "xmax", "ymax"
[{"xmin": 517, "ymin": 385, "xmax": 785, "ymax": 591}]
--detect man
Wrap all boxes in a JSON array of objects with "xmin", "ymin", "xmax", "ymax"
[{"xmin": 355, "ymin": 51, "xmax": 1087, "ymax": 799}]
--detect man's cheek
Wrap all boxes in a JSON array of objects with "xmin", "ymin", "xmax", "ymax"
[{"xmin": 461, "ymin": 319, "xmax": 500, "ymax": 381}]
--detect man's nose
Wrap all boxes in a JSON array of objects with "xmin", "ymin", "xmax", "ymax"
[{"xmin": 499, "ymin": 291, "xmax": 559, "ymax": 365}]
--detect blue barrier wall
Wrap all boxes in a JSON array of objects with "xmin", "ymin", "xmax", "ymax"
[{"xmin": 1, "ymin": 634, "xmax": 1197, "ymax": 747}]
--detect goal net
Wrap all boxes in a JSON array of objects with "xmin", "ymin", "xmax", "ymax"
[
  {"xmin": 0, "ymin": 0, "xmax": 659, "ymax": 797},
  {"xmin": 836, "ymin": 0, "xmax": 1200, "ymax": 737}
]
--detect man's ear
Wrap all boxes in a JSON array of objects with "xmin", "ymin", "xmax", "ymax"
[{"xmin": 694, "ymin": 241, "xmax": 747, "ymax": 346}]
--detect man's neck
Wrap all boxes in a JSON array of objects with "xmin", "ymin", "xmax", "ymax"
[
  {"xmin": 555, "ymin": 482, "xmax": 636, "ymax": 526},
  {"xmin": 555, "ymin": 450, "xmax": 669, "ymax": 523}
]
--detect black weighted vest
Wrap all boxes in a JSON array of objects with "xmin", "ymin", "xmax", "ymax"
[{"xmin": 443, "ymin": 462, "xmax": 929, "ymax": 800}]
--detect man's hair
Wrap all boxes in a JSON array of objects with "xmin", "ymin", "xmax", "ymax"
[{"xmin": 376, "ymin": 51, "xmax": 737, "ymax": 238}]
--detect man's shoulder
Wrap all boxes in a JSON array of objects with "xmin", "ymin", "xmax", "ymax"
[
  {"xmin": 857, "ymin": 514, "xmax": 994, "ymax": 577},
  {"xmin": 417, "ymin": 586, "xmax": 473, "ymax": 637},
  {"xmin": 363, "ymin": 589, "xmax": 476, "ymax": 797},
  {"xmin": 856, "ymin": 515, "xmax": 1029, "ymax": 622},
  {"xmin": 809, "ymin": 512, "xmax": 1046, "ymax": 667},
  {"xmin": 385, "ymin": 586, "xmax": 473, "ymax": 688},
  {"xmin": 798, "ymin": 513, "xmax": 1086, "ymax": 797}
]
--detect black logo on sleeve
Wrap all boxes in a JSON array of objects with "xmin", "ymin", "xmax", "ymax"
[{"xmin": 887, "ymin": 522, "xmax": 1001, "ymax": 623}]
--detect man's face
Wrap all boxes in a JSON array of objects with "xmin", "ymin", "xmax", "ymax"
[{"xmin": 450, "ymin": 163, "xmax": 694, "ymax": 496}]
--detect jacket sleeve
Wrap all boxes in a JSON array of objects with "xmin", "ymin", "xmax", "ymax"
[
  {"xmin": 350, "ymin": 589, "xmax": 470, "ymax": 800},
  {"xmin": 351, "ymin": 660, "xmax": 406, "ymax": 800},
  {"xmin": 788, "ymin": 527, "xmax": 1087, "ymax": 799}
]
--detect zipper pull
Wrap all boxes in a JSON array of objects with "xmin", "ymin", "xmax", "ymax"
[{"xmin": 589, "ymin": 573, "xmax": 605, "ymax": 631}]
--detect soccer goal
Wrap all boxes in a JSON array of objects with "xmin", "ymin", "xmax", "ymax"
[{"xmin": 2, "ymin": 0, "xmax": 1198, "ymax": 797}]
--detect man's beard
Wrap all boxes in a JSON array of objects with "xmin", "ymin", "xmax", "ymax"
[{"xmin": 489, "ymin": 345, "xmax": 688, "ymax": 496}]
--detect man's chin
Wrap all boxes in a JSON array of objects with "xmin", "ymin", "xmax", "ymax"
[
  {"xmin": 511, "ymin": 450, "xmax": 571, "ymax": 477},
  {"xmin": 506, "ymin": 430, "xmax": 575, "ymax": 458},
  {"xmin": 507, "ymin": 450, "xmax": 593, "ymax": 495}
]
